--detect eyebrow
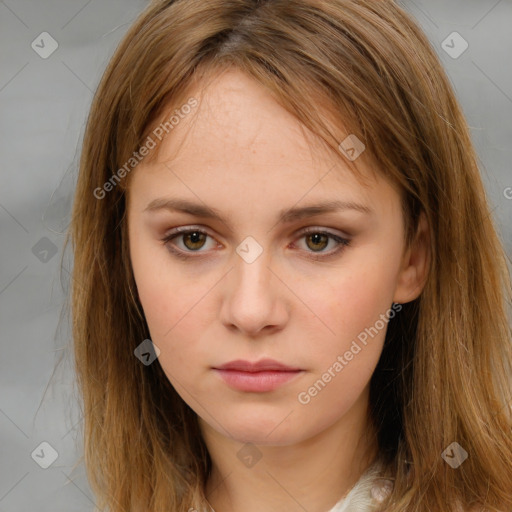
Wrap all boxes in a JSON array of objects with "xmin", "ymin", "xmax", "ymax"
[{"xmin": 144, "ymin": 197, "xmax": 373, "ymax": 226}]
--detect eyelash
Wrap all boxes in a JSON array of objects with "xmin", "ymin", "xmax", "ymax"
[{"xmin": 160, "ymin": 226, "xmax": 351, "ymax": 261}]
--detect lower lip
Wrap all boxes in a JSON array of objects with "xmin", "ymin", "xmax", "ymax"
[{"xmin": 213, "ymin": 369, "xmax": 304, "ymax": 392}]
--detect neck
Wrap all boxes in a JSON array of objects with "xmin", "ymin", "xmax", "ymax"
[{"xmin": 199, "ymin": 385, "xmax": 379, "ymax": 512}]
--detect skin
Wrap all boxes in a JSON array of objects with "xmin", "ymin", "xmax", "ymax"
[{"xmin": 127, "ymin": 68, "xmax": 430, "ymax": 512}]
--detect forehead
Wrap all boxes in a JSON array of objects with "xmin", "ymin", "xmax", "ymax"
[
  {"xmin": 128, "ymin": 68, "xmax": 399, "ymax": 220},
  {"xmin": 156, "ymin": 70, "xmax": 333, "ymax": 168}
]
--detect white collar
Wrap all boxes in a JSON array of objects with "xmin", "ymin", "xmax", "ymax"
[
  {"xmin": 202, "ymin": 460, "xmax": 394, "ymax": 512},
  {"xmin": 327, "ymin": 460, "xmax": 393, "ymax": 512}
]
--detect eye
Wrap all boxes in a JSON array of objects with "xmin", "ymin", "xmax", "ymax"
[
  {"xmin": 161, "ymin": 227, "xmax": 217, "ymax": 259},
  {"xmin": 292, "ymin": 228, "xmax": 351, "ymax": 260},
  {"xmin": 161, "ymin": 226, "xmax": 351, "ymax": 260}
]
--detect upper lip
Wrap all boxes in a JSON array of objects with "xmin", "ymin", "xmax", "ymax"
[{"xmin": 213, "ymin": 359, "xmax": 302, "ymax": 372}]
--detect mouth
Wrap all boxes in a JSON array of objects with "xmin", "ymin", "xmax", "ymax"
[
  {"xmin": 213, "ymin": 358, "xmax": 302, "ymax": 372},
  {"xmin": 212, "ymin": 358, "xmax": 305, "ymax": 392}
]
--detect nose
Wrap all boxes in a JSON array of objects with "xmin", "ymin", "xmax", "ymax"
[{"xmin": 219, "ymin": 249, "xmax": 289, "ymax": 337}]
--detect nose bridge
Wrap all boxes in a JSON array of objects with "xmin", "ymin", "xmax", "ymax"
[
  {"xmin": 236, "ymin": 247, "xmax": 271, "ymax": 291},
  {"xmin": 232, "ymin": 238, "xmax": 274, "ymax": 303},
  {"xmin": 220, "ymin": 237, "xmax": 287, "ymax": 334}
]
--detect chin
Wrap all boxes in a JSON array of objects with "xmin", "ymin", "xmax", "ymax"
[{"xmin": 221, "ymin": 416, "xmax": 306, "ymax": 447}]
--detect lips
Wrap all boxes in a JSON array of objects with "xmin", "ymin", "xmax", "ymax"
[
  {"xmin": 213, "ymin": 358, "xmax": 302, "ymax": 372},
  {"xmin": 212, "ymin": 359, "xmax": 304, "ymax": 392}
]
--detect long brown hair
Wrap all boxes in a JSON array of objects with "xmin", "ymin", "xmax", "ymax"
[{"xmin": 67, "ymin": 0, "xmax": 512, "ymax": 510}]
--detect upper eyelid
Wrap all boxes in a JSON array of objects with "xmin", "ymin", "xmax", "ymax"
[
  {"xmin": 164, "ymin": 225, "xmax": 350, "ymax": 241},
  {"xmin": 163, "ymin": 226, "xmax": 350, "ymax": 252}
]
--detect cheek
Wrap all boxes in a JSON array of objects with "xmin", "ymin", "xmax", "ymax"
[
  {"xmin": 298, "ymin": 256, "xmax": 399, "ymax": 354},
  {"xmin": 291, "ymin": 260, "xmax": 396, "ymax": 423},
  {"xmin": 129, "ymin": 224, "xmax": 192, "ymax": 326},
  {"xmin": 129, "ymin": 239, "xmax": 218, "ymax": 381},
  {"xmin": 129, "ymin": 230, "xmax": 183, "ymax": 340},
  {"xmin": 134, "ymin": 272, "xmax": 208, "ymax": 391},
  {"xmin": 134, "ymin": 268, "xmax": 208, "ymax": 347}
]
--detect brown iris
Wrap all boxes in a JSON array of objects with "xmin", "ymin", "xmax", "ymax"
[
  {"xmin": 182, "ymin": 231, "xmax": 207, "ymax": 251},
  {"xmin": 305, "ymin": 233, "xmax": 329, "ymax": 252}
]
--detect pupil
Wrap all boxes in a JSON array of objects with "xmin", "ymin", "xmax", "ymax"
[
  {"xmin": 309, "ymin": 233, "xmax": 327, "ymax": 251},
  {"xmin": 185, "ymin": 231, "xmax": 205, "ymax": 250}
]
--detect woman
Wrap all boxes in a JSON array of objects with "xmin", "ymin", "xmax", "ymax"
[{"xmin": 68, "ymin": 1, "xmax": 512, "ymax": 510}]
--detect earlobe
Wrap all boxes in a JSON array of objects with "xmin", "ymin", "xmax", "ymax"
[{"xmin": 393, "ymin": 211, "xmax": 430, "ymax": 304}]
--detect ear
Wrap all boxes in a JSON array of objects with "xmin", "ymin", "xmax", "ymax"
[{"xmin": 393, "ymin": 211, "xmax": 430, "ymax": 304}]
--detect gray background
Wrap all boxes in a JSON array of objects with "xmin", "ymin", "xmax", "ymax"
[{"xmin": 1, "ymin": 1, "xmax": 511, "ymax": 511}]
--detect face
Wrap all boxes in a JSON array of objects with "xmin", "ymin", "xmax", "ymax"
[{"xmin": 127, "ymin": 68, "xmax": 426, "ymax": 447}]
